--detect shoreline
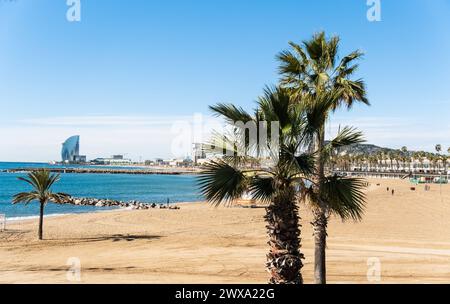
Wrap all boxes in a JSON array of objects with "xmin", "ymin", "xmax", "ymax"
[
  {"xmin": 3, "ymin": 201, "xmax": 198, "ymax": 224},
  {"xmin": 5, "ymin": 208, "xmax": 122, "ymax": 224}
]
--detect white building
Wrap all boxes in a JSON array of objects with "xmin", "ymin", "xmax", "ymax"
[{"xmin": 92, "ymin": 155, "xmax": 132, "ymax": 165}]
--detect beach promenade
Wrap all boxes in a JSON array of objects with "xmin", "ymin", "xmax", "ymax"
[{"xmin": 0, "ymin": 178, "xmax": 449, "ymax": 284}]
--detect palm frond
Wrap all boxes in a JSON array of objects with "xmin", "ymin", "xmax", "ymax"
[
  {"xmin": 303, "ymin": 93, "xmax": 334, "ymax": 133},
  {"xmin": 209, "ymin": 103, "xmax": 253, "ymax": 124},
  {"xmin": 277, "ymin": 49, "xmax": 305, "ymax": 79},
  {"xmin": 294, "ymin": 152, "xmax": 316, "ymax": 176},
  {"xmin": 303, "ymin": 32, "xmax": 326, "ymax": 62},
  {"xmin": 258, "ymin": 86, "xmax": 292, "ymax": 129},
  {"xmin": 13, "ymin": 170, "xmax": 66, "ymax": 206},
  {"xmin": 334, "ymin": 78, "xmax": 369, "ymax": 109},
  {"xmin": 46, "ymin": 173, "xmax": 61, "ymax": 190},
  {"xmin": 198, "ymin": 160, "xmax": 248, "ymax": 206},
  {"xmin": 249, "ymin": 176, "xmax": 275, "ymax": 204},
  {"xmin": 288, "ymin": 41, "xmax": 309, "ymax": 64},
  {"xmin": 12, "ymin": 191, "xmax": 40, "ymax": 205},
  {"xmin": 321, "ymin": 176, "xmax": 367, "ymax": 221},
  {"xmin": 49, "ymin": 193, "xmax": 70, "ymax": 204},
  {"xmin": 327, "ymin": 36, "xmax": 340, "ymax": 68},
  {"xmin": 335, "ymin": 50, "xmax": 364, "ymax": 75},
  {"xmin": 327, "ymin": 126, "xmax": 365, "ymax": 149}
]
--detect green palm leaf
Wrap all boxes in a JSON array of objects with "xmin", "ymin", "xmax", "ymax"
[
  {"xmin": 328, "ymin": 126, "xmax": 365, "ymax": 148},
  {"xmin": 294, "ymin": 153, "xmax": 316, "ymax": 176},
  {"xmin": 249, "ymin": 176, "xmax": 275, "ymax": 204},
  {"xmin": 197, "ymin": 160, "xmax": 248, "ymax": 206},
  {"xmin": 12, "ymin": 191, "xmax": 40, "ymax": 205},
  {"xmin": 209, "ymin": 103, "xmax": 253, "ymax": 124},
  {"xmin": 322, "ymin": 176, "xmax": 367, "ymax": 221}
]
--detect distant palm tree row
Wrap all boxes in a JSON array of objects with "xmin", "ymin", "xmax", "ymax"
[
  {"xmin": 199, "ymin": 32, "xmax": 369, "ymax": 284},
  {"xmin": 331, "ymin": 145, "xmax": 450, "ymax": 174}
]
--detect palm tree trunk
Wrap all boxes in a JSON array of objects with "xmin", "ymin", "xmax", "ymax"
[
  {"xmin": 38, "ymin": 201, "xmax": 44, "ymax": 240},
  {"xmin": 265, "ymin": 189, "xmax": 303, "ymax": 284},
  {"xmin": 313, "ymin": 127, "xmax": 328, "ymax": 284},
  {"xmin": 313, "ymin": 207, "xmax": 328, "ymax": 284}
]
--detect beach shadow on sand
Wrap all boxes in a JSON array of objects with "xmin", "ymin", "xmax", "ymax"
[
  {"xmin": 0, "ymin": 229, "xmax": 31, "ymax": 242},
  {"xmin": 21, "ymin": 266, "xmax": 140, "ymax": 273},
  {"xmin": 59, "ymin": 234, "xmax": 163, "ymax": 243},
  {"xmin": 1, "ymin": 233, "xmax": 163, "ymax": 247}
]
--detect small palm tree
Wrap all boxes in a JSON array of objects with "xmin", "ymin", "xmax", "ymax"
[
  {"xmin": 200, "ymin": 87, "xmax": 312, "ymax": 284},
  {"xmin": 13, "ymin": 170, "xmax": 68, "ymax": 240}
]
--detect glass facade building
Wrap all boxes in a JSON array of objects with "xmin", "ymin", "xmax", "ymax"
[{"xmin": 61, "ymin": 135, "xmax": 80, "ymax": 162}]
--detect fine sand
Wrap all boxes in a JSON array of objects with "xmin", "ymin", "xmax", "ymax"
[{"xmin": 0, "ymin": 178, "xmax": 449, "ymax": 284}]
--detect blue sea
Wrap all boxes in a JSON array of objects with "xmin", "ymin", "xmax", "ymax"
[{"xmin": 0, "ymin": 162, "xmax": 202, "ymax": 220}]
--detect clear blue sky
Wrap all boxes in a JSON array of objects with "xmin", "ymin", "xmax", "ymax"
[{"xmin": 0, "ymin": 0, "xmax": 449, "ymax": 161}]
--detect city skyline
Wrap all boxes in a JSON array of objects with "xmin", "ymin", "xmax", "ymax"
[{"xmin": 0, "ymin": 0, "xmax": 449, "ymax": 161}]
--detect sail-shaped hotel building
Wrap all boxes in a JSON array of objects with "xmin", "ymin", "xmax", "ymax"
[{"xmin": 61, "ymin": 135, "xmax": 81, "ymax": 162}]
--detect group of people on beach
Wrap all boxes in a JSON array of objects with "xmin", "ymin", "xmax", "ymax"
[{"xmin": 387, "ymin": 187, "xmax": 395, "ymax": 196}]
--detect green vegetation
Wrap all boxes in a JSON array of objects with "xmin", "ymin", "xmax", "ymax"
[
  {"xmin": 199, "ymin": 32, "xmax": 369, "ymax": 284},
  {"xmin": 13, "ymin": 170, "xmax": 69, "ymax": 240}
]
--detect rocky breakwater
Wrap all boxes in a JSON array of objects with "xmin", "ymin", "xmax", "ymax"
[{"xmin": 59, "ymin": 197, "xmax": 180, "ymax": 210}]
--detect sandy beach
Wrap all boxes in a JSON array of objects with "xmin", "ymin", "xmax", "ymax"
[{"xmin": 0, "ymin": 178, "xmax": 449, "ymax": 284}]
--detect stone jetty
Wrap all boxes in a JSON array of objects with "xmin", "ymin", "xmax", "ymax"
[
  {"xmin": 57, "ymin": 197, "xmax": 180, "ymax": 210},
  {"xmin": 5, "ymin": 167, "xmax": 200, "ymax": 175}
]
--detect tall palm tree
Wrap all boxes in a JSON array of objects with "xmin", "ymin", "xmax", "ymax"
[
  {"xmin": 199, "ymin": 87, "xmax": 366, "ymax": 284},
  {"xmin": 387, "ymin": 151, "xmax": 394, "ymax": 171},
  {"xmin": 442, "ymin": 155, "xmax": 448, "ymax": 173},
  {"xmin": 375, "ymin": 151, "xmax": 384, "ymax": 171},
  {"xmin": 277, "ymin": 32, "xmax": 369, "ymax": 284},
  {"xmin": 13, "ymin": 170, "xmax": 68, "ymax": 240},
  {"xmin": 401, "ymin": 146, "xmax": 409, "ymax": 172},
  {"xmin": 446, "ymin": 148, "xmax": 450, "ymax": 174},
  {"xmin": 418, "ymin": 152, "xmax": 426, "ymax": 172},
  {"xmin": 436, "ymin": 144, "xmax": 442, "ymax": 173},
  {"xmin": 368, "ymin": 155, "xmax": 377, "ymax": 172}
]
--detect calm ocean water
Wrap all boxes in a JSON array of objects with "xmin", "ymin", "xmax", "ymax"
[{"xmin": 0, "ymin": 162, "xmax": 202, "ymax": 219}]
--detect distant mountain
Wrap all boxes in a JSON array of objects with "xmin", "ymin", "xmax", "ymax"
[
  {"xmin": 329, "ymin": 143, "xmax": 399, "ymax": 156},
  {"xmin": 332, "ymin": 143, "xmax": 446, "ymax": 157}
]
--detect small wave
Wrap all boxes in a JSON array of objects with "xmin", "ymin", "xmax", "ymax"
[
  {"xmin": 5, "ymin": 208, "xmax": 125, "ymax": 223},
  {"xmin": 6, "ymin": 213, "xmax": 68, "ymax": 222}
]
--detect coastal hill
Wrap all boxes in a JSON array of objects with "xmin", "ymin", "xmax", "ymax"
[
  {"xmin": 333, "ymin": 143, "xmax": 391, "ymax": 155},
  {"xmin": 330, "ymin": 143, "xmax": 433, "ymax": 157}
]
